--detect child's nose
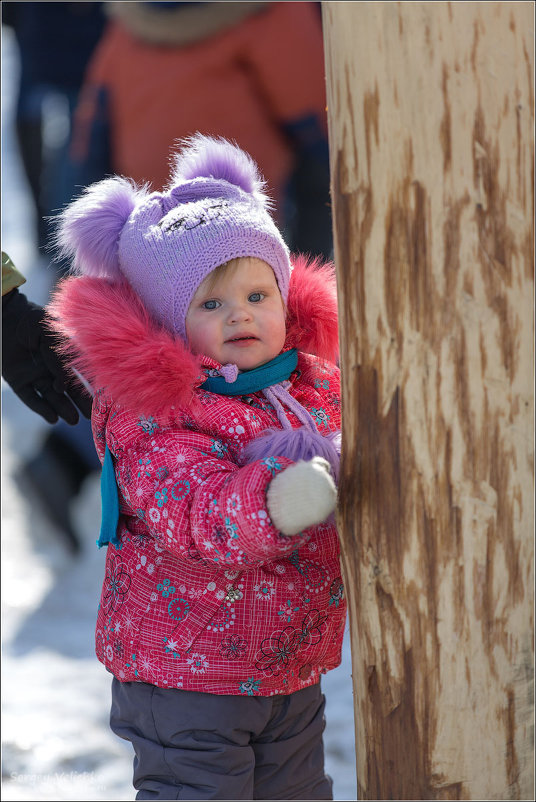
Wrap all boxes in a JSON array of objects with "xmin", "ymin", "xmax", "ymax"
[{"xmin": 228, "ymin": 303, "xmax": 252, "ymax": 323}]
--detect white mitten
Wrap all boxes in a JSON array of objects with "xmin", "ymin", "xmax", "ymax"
[{"xmin": 266, "ymin": 457, "xmax": 337, "ymax": 536}]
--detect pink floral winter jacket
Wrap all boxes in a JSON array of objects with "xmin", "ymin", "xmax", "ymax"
[{"xmin": 49, "ymin": 256, "xmax": 346, "ymax": 696}]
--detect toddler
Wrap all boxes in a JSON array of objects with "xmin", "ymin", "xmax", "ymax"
[{"xmin": 48, "ymin": 134, "xmax": 346, "ymax": 800}]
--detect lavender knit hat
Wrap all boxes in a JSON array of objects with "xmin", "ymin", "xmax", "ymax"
[{"xmin": 55, "ymin": 134, "xmax": 291, "ymax": 340}]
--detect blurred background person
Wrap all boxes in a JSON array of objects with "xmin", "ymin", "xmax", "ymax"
[
  {"xmin": 2, "ymin": 1, "xmax": 105, "ymax": 552},
  {"xmin": 69, "ymin": 1, "xmax": 333, "ymax": 258},
  {"xmin": 4, "ymin": 0, "xmax": 333, "ymax": 554},
  {"xmin": 1, "ymin": 2, "xmax": 105, "ymax": 256}
]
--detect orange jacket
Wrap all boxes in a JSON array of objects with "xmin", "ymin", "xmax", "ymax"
[{"xmin": 71, "ymin": 2, "xmax": 328, "ymax": 225}]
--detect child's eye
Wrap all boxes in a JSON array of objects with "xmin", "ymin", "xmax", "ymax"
[
  {"xmin": 248, "ymin": 292, "xmax": 265, "ymax": 303},
  {"xmin": 202, "ymin": 299, "xmax": 221, "ymax": 310}
]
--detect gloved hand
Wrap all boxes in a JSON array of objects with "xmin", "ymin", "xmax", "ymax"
[
  {"xmin": 1, "ymin": 288, "xmax": 92, "ymax": 424},
  {"xmin": 266, "ymin": 456, "xmax": 337, "ymax": 536}
]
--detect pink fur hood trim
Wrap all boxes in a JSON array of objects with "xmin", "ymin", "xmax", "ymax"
[{"xmin": 47, "ymin": 254, "xmax": 338, "ymax": 415}]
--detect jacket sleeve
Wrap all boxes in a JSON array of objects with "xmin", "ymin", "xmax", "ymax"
[
  {"xmin": 2, "ymin": 252, "xmax": 26, "ymax": 296},
  {"xmin": 240, "ymin": 3, "xmax": 327, "ymax": 137},
  {"xmin": 112, "ymin": 422, "xmax": 310, "ymax": 568}
]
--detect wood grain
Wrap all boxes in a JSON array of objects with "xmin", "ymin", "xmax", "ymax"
[{"xmin": 322, "ymin": 2, "xmax": 534, "ymax": 798}]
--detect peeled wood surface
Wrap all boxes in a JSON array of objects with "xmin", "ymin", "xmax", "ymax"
[{"xmin": 323, "ymin": 2, "xmax": 534, "ymax": 799}]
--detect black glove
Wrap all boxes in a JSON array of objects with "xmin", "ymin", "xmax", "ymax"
[{"xmin": 2, "ymin": 288, "xmax": 92, "ymax": 424}]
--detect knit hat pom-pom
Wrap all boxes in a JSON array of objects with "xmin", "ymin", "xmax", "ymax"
[
  {"xmin": 169, "ymin": 133, "xmax": 270, "ymax": 207},
  {"xmin": 54, "ymin": 176, "xmax": 143, "ymax": 280},
  {"xmin": 241, "ymin": 427, "xmax": 341, "ymax": 481}
]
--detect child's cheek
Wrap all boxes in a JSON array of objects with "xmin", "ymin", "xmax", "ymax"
[{"xmin": 186, "ymin": 314, "xmax": 208, "ymax": 356}]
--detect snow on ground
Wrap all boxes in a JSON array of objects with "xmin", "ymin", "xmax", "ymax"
[{"xmin": 1, "ymin": 25, "xmax": 357, "ymax": 801}]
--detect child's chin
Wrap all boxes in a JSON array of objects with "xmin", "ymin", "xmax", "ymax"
[
  {"xmin": 233, "ymin": 353, "xmax": 271, "ymax": 371},
  {"xmin": 235, "ymin": 358, "xmax": 263, "ymax": 371},
  {"xmin": 220, "ymin": 345, "xmax": 281, "ymax": 372}
]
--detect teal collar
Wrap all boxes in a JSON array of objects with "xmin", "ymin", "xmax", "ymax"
[{"xmin": 201, "ymin": 348, "xmax": 298, "ymax": 396}]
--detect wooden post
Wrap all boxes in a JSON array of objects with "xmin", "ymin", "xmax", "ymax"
[{"xmin": 322, "ymin": 2, "xmax": 534, "ymax": 799}]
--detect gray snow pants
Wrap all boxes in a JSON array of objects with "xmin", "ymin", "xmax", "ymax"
[{"xmin": 110, "ymin": 678, "xmax": 333, "ymax": 800}]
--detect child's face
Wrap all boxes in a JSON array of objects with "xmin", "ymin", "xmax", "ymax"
[{"xmin": 185, "ymin": 257, "xmax": 286, "ymax": 371}]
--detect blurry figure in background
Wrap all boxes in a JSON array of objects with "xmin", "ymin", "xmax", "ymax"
[
  {"xmin": 1, "ymin": 2, "xmax": 105, "ymax": 255},
  {"xmin": 2, "ymin": 252, "xmax": 93, "ymax": 552},
  {"xmin": 12, "ymin": 0, "xmax": 333, "ymax": 553},
  {"xmin": 2, "ymin": 2, "xmax": 105, "ymax": 552},
  {"xmin": 69, "ymin": 0, "xmax": 333, "ymax": 258}
]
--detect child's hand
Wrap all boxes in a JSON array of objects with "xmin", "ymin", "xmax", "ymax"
[{"xmin": 266, "ymin": 457, "xmax": 337, "ymax": 536}]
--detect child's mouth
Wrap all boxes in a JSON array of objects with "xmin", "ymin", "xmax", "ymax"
[{"xmin": 226, "ymin": 336, "xmax": 259, "ymax": 347}]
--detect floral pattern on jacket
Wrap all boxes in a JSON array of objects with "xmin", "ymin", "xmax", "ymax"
[{"xmin": 48, "ymin": 256, "xmax": 346, "ymax": 696}]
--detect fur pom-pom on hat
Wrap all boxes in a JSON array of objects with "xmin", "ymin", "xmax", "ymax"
[
  {"xmin": 168, "ymin": 133, "xmax": 269, "ymax": 207},
  {"xmin": 54, "ymin": 176, "xmax": 145, "ymax": 281}
]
